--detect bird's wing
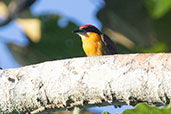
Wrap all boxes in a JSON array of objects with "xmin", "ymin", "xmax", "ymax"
[{"xmin": 100, "ymin": 34, "xmax": 117, "ymax": 55}]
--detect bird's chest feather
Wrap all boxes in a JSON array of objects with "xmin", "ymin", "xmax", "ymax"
[{"xmin": 81, "ymin": 33, "xmax": 102, "ymax": 56}]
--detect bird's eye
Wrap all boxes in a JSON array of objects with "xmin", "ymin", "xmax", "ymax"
[{"xmin": 81, "ymin": 28, "xmax": 87, "ymax": 32}]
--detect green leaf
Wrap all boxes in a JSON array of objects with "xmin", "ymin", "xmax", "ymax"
[
  {"xmin": 73, "ymin": 107, "xmax": 80, "ymax": 114},
  {"xmin": 136, "ymin": 43, "xmax": 167, "ymax": 53},
  {"xmin": 146, "ymin": 0, "xmax": 171, "ymax": 19},
  {"xmin": 123, "ymin": 103, "xmax": 171, "ymax": 114},
  {"xmin": 101, "ymin": 111, "xmax": 110, "ymax": 114}
]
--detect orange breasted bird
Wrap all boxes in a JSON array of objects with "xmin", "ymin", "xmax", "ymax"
[{"xmin": 73, "ymin": 24, "xmax": 117, "ymax": 56}]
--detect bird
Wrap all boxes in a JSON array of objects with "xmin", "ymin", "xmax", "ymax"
[{"xmin": 73, "ymin": 24, "xmax": 117, "ymax": 56}]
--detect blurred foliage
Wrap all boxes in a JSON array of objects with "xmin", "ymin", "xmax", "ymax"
[
  {"xmin": 0, "ymin": 0, "xmax": 84, "ymax": 66},
  {"xmin": 101, "ymin": 111, "xmax": 110, "ymax": 114},
  {"xmin": 138, "ymin": 43, "xmax": 168, "ymax": 53},
  {"xmin": 0, "ymin": 1, "xmax": 7, "ymax": 17},
  {"xmin": 145, "ymin": 0, "xmax": 171, "ymax": 19},
  {"xmin": 16, "ymin": 18, "xmax": 41, "ymax": 42},
  {"xmin": 98, "ymin": 0, "xmax": 171, "ymax": 53},
  {"xmin": 122, "ymin": 103, "xmax": 171, "ymax": 114},
  {"xmin": 0, "ymin": 0, "xmax": 36, "ymax": 26},
  {"xmin": 0, "ymin": 1, "xmax": 41, "ymax": 43},
  {"xmin": 8, "ymin": 15, "xmax": 84, "ymax": 65},
  {"xmin": 0, "ymin": 0, "xmax": 11, "ymax": 5},
  {"xmin": 98, "ymin": 0, "xmax": 155, "ymax": 48}
]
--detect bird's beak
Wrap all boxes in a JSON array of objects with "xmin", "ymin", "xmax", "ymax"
[{"xmin": 72, "ymin": 29, "xmax": 86, "ymax": 34}]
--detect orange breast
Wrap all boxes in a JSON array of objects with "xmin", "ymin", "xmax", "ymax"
[{"xmin": 81, "ymin": 32, "xmax": 102, "ymax": 56}]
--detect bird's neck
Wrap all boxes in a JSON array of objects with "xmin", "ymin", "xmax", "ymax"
[{"xmin": 81, "ymin": 32, "xmax": 102, "ymax": 56}]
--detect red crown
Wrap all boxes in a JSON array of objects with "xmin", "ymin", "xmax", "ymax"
[{"xmin": 80, "ymin": 24, "xmax": 94, "ymax": 29}]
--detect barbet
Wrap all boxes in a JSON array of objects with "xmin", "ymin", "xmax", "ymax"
[{"xmin": 73, "ymin": 24, "xmax": 117, "ymax": 56}]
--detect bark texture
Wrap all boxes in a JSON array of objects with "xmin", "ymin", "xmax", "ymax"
[{"xmin": 0, "ymin": 53, "xmax": 170, "ymax": 113}]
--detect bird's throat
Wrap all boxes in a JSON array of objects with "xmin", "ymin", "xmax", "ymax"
[{"xmin": 81, "ymin": 32, "xmax": 102, "ymax": 56}]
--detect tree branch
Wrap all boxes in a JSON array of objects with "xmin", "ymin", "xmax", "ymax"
[{"xmin": 0, "ymin": 53, "xmax": 170, "ymax": 113}]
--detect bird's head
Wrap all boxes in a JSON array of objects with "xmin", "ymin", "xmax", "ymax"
[{"xmin": 73, "ymin": 24, "xmax": 101, "ymax": 38}]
